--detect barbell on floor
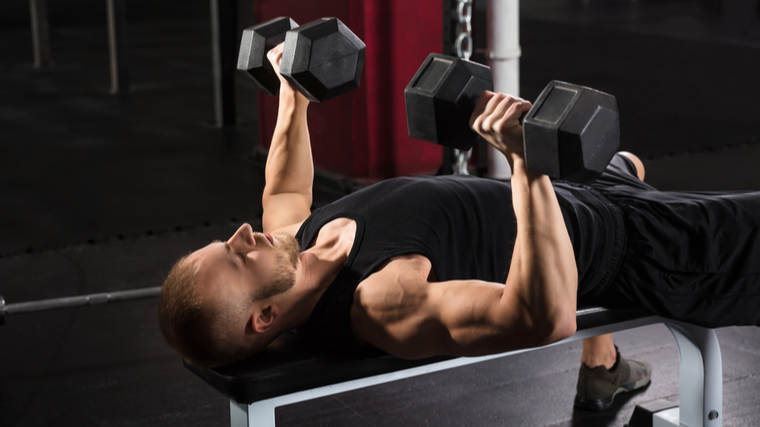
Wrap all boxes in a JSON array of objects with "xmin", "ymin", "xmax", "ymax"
[{"xmin": 0, "ymin": 286, "xmax": 161, "ymax": 325}]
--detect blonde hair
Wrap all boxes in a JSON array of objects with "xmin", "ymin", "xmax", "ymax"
[{"xmin": 158, "ymin": 256, "xmax": 249, "ymax": 368}]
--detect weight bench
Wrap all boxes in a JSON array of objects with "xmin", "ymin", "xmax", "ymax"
[{"xmin": 185, "ymin": 305, "xmax": 724, "ymax": 427}]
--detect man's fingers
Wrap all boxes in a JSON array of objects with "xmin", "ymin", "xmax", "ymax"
[
  {"xmin": 483, "ymin": 92, "xmax": 507, "ymax": 117},
  {"xmin": 493, "ymin": 101, "xmax": 521, "ymax": 133},
  {"xmin": 470, "ymin": 91, "xmax": 529, "ymax": 140},
  {"xmin": 516, "ymin": 100, "xmax": 532, "ymax": 122},
  {"xmin": 493, "ymin": 100, "xmax": 532, "ymax": 133},
  {"xmin": 470, "ymin": 91, "xmax": 495, "ymax": 129},
  {"xmin": 482, "ymin": 95, "xmax": 516, "ymax": 132},
  {"xmin": 266, "ymin": 42, "xmax": 285, "ymax": 69},
  {"xmin": 477, "ymin": 94, "xmax": 527, "ymax": 133},
  {"xmin": 471, "ymin": 92, "xmax": 507, "ymax": 133},
  {"xmin": 272, "ymin": 42, "xmax": 285, "ymax": 55}
]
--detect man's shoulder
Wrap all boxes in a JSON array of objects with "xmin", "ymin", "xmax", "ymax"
[
  {"xmin": 349, "ymin": 254, "xmax": 438, "ymax": 356},
  {"xmin": 352, "ymin": 254, "xmax": 433, "ymax": 312},
  {"xmin": 359, "ymin": 254, "xmax": 433, "ymax": 287}
]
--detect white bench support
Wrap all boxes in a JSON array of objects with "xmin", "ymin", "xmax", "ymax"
[
  {"xmin": 229, "ymin": 349, "xmax": 546, "ymax": 427},
  {"xmin": 645, "ymin": 321, "xmax": 723, "ymax": 427},
  {"xmin": 227, "ymin": 316, "xmax": 724, "ymax": 427}
]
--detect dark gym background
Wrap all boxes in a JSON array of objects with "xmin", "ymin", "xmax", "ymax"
[{"xmin": 1, "ymin": 0, "xmax": 759, "ymax": 426}]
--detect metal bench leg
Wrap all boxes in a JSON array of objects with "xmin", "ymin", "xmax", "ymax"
[
  {"xmin": 29, "ymin": 0, "xmax": 51, "ymax": 67},
  {"xmin": 230, "ymin": 400, "xmax": 276, "ymax": 427},
  {"xmin": 660, "ymin": 322, "xmax": 723, "ymax": 427},
  {"xmin": 106, "ymin": 0, "xmax": 129, "ymax": 93}
]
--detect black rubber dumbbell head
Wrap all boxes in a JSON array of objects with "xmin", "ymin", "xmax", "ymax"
[
  {"xmin": 280, "ymin": 17, "xmax": 366, "ymax": 102},
  {"xmin": 405, "ymin": 53, "xmax": 493, "ymax": 150},
  {"xmin": 237, "ymin": 17, "xmax": 299, "ymax": 95},
  {"xmin": 522, "ymin": 81, "xmax": 620, "ymax": 183}
]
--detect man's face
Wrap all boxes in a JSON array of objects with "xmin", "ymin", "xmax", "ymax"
[{"xmin": 188, "ymin": 224, "xmax": 300, "ymax": 304}]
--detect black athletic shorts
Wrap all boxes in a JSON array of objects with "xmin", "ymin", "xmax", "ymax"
[{"xmin": 587, "ymin": 154, "xmax": 760, "ymax": 328}]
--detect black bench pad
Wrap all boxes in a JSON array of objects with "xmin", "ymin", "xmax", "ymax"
[{"xmin": 185, "ymin": 305, "xmax": 654, "ymax": 405}]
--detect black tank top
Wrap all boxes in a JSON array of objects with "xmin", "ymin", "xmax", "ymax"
[{"xmin": 294, "ymin": 175, "xmax": 624, "ymax": 352}]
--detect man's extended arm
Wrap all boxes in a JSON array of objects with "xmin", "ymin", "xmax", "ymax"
[{"xmin": 261, "ymin": 44, "xmax": 313, "ymax": 234}]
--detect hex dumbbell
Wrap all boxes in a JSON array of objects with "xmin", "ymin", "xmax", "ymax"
[
  {"xmin": 237, "ymin": 17, "xmax": 365, "ymax": 102},
  {"xmin": 405, "ymin": 53, "xmax": 620, "ymax": 183}
]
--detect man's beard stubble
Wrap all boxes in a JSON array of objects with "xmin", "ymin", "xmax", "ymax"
[{"xmin": 250, "ymin": 233, "xmax": 301, "ymax": 302}]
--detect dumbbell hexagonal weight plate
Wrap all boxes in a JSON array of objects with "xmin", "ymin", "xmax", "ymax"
[
  {"xmin": 404, "ymin": 53, "xmax": 494, "ymax": 151},
  {"xmin": 522, "ymin": 81, "xmax": 620, "ymax": 183},
  {"xmin": 280, "ymin": 17, "xmax": 366, "ymax": 103},
  {"xmin": 238, "ymin": 17, "xmax": 299, "ymax": 95}
]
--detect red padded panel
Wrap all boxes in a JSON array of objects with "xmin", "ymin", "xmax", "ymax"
[{"xmin": 255, "ymin": 0, "xmax": 443, "ymax": 179}]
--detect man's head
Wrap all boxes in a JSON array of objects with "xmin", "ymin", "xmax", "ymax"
[{"xmin": 159, "ymin": 223, "xmax": 301, "ymax": 368}]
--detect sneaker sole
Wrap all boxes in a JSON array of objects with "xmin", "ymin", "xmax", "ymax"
[{"xmin": 573, "ymin": 377, "xmax": 651, "ymax": 412}]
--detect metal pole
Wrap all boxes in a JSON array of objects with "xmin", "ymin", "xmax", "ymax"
[
  {"xmin": 210, "ymin": 0, "xmax": 238, "ymax": 127},
  {"xmin": 29, "ymin": 0, "xmax": 51, "ymax": 67},
  {"xmin": 486, "ymin": 0, "xmax": 521, "ymax": 179},
  {"xmin": 107, "ymin": 0, "xmax": 130, "ymax": 93},
  {"xmin": 439, "ymin": 0, "xmax": 458, "ymax": 175},
  {"xmin": 0, "ymin": 287, "xmax": 162, "ymax": 325}
]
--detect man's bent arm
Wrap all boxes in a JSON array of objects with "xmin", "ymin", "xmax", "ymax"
[
  {"xmin": 353, "ymin": 93, "xmax": 579, "ymax": 359},
  {"xmin": 472, "ymin": 92, "xmax": 578, "ymax": 343},
  {"xmin": 262, "ymin": 45, "xmax": 313, "ymax": 233}
]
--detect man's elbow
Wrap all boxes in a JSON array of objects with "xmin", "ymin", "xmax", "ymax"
[
  {"xmin": 528, "ymin": 308, "xmax": 577, "ymax": 346},
  {"xmin": 546, "ymin": 310, "xmax": 577, "ymax": 343}
]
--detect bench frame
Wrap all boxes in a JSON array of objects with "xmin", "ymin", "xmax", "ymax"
[{"xmin": 221, "ymin": 309, "xmax": 723, "ymax": 427}]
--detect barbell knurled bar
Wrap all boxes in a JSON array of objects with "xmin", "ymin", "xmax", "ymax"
[{"xmin": 0, "ymin": 286, "xmax": 162, "ymax": 325}]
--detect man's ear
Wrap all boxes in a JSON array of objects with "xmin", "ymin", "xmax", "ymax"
[{"xmin": 251, "ymin": 303, "xmax": 279, "ymax": 334}]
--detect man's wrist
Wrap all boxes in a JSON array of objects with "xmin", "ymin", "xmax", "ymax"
[
  {"xmin": 278, "ymin": 80, "xmax": 309, "ymax": 105},
  {"xmin": 278, "ymin": 91, "xmax": 309, "ymax": 114},
  {"xmin": 500, "ymin": 150, "xmax": 523, "ymax": 174},
  {"xmin": 509, "ymin": 156, "xmax": 545, "ymax": 181}
]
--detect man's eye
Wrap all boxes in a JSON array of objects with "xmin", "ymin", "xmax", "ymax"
[{"xmin": 238, "ymin": 253, "xmax": 246, "ymax": 263}]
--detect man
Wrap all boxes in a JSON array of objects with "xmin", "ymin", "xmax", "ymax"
[{"xmin": 159, "ymin": 44, "xmax": 760, "ymax": 412}]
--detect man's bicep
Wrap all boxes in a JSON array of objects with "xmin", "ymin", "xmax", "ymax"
[{"xmin": 262, "ymin": 192, "xmax": 311, "ymax": 233}]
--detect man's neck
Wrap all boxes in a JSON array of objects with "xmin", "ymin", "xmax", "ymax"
[{"xmin": 279, "ymin": 218, "xmax": 357, "ymax": 329}]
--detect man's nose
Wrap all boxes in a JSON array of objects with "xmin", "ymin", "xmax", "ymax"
[{"xmin": 229, "ymin": 223, "xmax": 255, "ymax": 249}]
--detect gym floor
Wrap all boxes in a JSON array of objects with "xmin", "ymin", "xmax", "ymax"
[{"xmin": 1, "ymin": 0, "xmax": 759, "ymax": 426}]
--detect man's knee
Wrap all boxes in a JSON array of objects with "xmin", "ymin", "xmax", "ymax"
[{"xmin": 618, "ymin": 151, "xmax": 646, "ymax": 181}]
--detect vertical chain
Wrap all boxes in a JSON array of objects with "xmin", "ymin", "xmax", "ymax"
[
  {"xmin": 455, "ymin": 0, "xmax": 473, "ymax": 61},
  {"xmin": 453, "ymin": 0, "xmax": 473, "ymax": 175}
]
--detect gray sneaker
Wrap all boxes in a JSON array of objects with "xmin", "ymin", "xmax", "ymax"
[{"xmin": 574, "ymin": 349, "xmax": 652, "ymax": 411}]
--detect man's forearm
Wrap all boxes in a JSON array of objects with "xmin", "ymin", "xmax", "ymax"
[
  {"xmin": 505, "ymin": 158, "xmax": 578, "ymax": 342},
  {"xmin": 264, "ymin": 90, "xmax": 312, "ymax": 202}
]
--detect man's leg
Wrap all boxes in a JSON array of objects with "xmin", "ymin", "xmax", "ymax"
[
  {"xmin": 575, "ymin": 335, "xmax": 652, "ymax": 411},
  {"xmin": 574, "ymin": 152, "xmax": 652, "ymax": 411},
  {"xmin": 581, "ymin": 334, "xmax": 616, "ymax": 368},
  {"xmin": 618, "ymin": 151, "xmax": 646, "ymax": 181}
]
